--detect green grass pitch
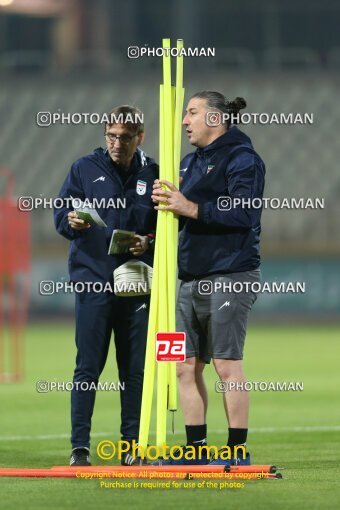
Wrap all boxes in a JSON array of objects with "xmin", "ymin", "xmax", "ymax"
[{"xmin": 0, "ymin": 323, "xmax": 340, "ymax": 510}]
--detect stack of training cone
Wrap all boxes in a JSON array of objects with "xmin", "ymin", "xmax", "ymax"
[{"xmin": 113, "ymin": 260, "xmax": 152, "ymax": 297}]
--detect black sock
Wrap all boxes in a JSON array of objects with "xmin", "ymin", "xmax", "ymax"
[
  {"xmin": 227, "ymin": 428, "xmax": 248, "ymax": 447},
  {"xmin": 186, "ymin": 424, "xmax": 207, "ymax": 447}
]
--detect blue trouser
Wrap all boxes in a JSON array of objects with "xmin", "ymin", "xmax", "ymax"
[{"xmin": 71, "ymin": 290, "xmax": 149, "ymax": 448}]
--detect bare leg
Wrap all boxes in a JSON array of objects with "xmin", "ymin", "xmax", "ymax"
[
  {"xmin": 213, "ymin": 359, "xmax": 249, "ymax": 428},
  {"xmin": 177, "ymin": 357, "xmax": 207, "ymax": 424}
]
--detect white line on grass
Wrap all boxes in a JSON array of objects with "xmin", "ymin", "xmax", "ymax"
[{"xmin": 0, "ymin": 425, "xmax": 339, "ymax": 442}]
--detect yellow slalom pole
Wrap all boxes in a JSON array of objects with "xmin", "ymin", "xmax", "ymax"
[
  {"xmin": 137, "ymin": 227, "xmax": 160, "ymax": 450},
  {"xmin": 156, "ymin": 37, "xmax": 173, "ymax": 448},
  {"xmin": 168, "ymin": 39, "xmax": 185, "ymax": 412},
  {"xmin": 165, "ymin": 81, "xmax": 176, "ymax": 410},
  {"xmin": 166, "ymin": 84, "xmax": 177, "ymax": 413},
  {"xmin": 138, "ymin": 85, "xmax": 166, "ymax": 452},
  {"xmin": 173, "ymin": 38, "xmax": 184, "ymax": 189}
]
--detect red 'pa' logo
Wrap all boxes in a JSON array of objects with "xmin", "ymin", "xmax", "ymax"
[{"xmin": 156, "ymin": 332, "xmax": 186, "ymax": 362}]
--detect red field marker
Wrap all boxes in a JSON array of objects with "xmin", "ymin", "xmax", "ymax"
[
  {"xmin": 51, "ymin": 464, "xmax": 276, "ymax": 473},
  {"xmin": 0, "ymin": 468, "xmax": 74, "ymax": 478},
  {"xmin": 0, "ymin": 467, "xmax": 282, "ymax": 479}
]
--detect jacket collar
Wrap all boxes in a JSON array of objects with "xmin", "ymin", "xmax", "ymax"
[{"xmin": 195, "ymin": 127, "xmax": 249, "ymax": 158}]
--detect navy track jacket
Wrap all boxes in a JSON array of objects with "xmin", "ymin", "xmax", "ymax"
[
  {"xmin": 178, "ymin": 127, "xmax": 265, "ymax": 280},
  {"xmin": 54, "ymin": 147, "xmax": 158, "ymax": 283}
]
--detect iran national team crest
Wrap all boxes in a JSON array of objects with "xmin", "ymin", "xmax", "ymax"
[
  {"xmin": 207, "ymin": 165, "xmax": 215, "ymax": 174},
  {"xmin": 136, "ymin": 180, "xmax": 147, "ymax": 195}
]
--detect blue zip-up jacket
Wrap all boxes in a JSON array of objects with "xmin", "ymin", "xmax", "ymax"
[
  {"xmin": 178, "ymin": 127, "xmax": 265, "ymax": 280},
  {"xmin": 54, "ymin": 147, "xmax": 158, "ymax": 283}
]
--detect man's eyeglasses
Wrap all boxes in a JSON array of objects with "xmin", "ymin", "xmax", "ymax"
[{"xmin": 105, "ymin": 133, "xmax": 138, "ymax": 145}]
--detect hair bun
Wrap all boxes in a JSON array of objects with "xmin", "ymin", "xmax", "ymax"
[{"xmin": 230, "ymin": 97, "xmax": 247, "ymax": 112}]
